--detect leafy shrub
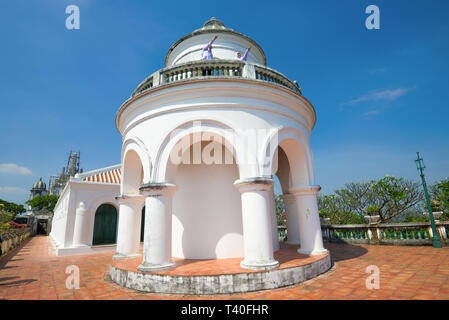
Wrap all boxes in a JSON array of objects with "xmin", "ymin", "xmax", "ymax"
[
  {"xmin": 0, "ymin": 223, "xmax": 11, "ymax": 229},
  {"xmin": 404, "ymin": 216, "xmax": 428, "ymax": 223}
]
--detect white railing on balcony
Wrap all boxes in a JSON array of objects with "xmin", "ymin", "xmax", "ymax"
[
  {"xmin": 164, "ymin": 60, "xmax": 244, "ymax": 84},
  {"xmin": 320, "ymin": 221, "xmax": 449, "ymax": 246},
  {"xmin": 131, "ymin": 60, "xmax": 302, "ymax": 97}
]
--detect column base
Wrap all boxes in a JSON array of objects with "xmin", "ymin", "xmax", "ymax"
[
  {"xmin": 112, "ymin": 253, "xmax": 141, "ymax": 260},
  {"xmin": 137, "ymin": 260, "xmax": 176, "ymax": 272},
  {"xmin": 70, "ymin": 244, "xmax": 89, "ymax": 248},
  {"xmin": 240, "ymin": 259, "xmax": 280, "ymax": 271},
  {"xmin": 298, "ymin": 248, "xmax": 328, "ymax": 256}
]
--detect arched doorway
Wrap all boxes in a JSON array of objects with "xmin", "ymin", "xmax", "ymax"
[
  {"xmin": 271, "ymin": 137, "xmax": 311, "ymax": 246},
  {"xmin": 140, "ymin": 206, "xmax": 145, "ymax": 242},
  {"xmin": 273, "ymin": 146, "xmax": 295, "ymax": 243},
  {"xmin": 93, "ymin": 204, "xmax": 118, "ymax": 245},
  {"xmin": 168, "ymin": 136, "xmax": 244, "ymax": 259}
]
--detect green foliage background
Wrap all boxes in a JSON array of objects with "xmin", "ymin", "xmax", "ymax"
[
  {"xmin": 0, "ymin": 199, "xmax": 26, "ymax": 224},
  {"xmin": 25, "ymin": 195, "xmax": 59, "ymax": 212}
]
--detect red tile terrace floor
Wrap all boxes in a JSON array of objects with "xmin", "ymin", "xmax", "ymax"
[
  {"xmin": 1, "ymin": 236, "xmax": 449, "ymax": 300},
  {"xmin": 111, "ymin": 243, "xmax": 326, "ymax": 276}
]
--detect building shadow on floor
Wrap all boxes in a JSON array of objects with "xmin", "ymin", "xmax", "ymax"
[
  {"xmin": 0, "ymin": 278, "xmax": 37, "ymax": 287},
  {"xmin": 0, "ymin": 266, "xmax": 18, "ymax": 270},
  {"xmin": 324, "ymin": 242, "xmax": 369, "ymax": 262},
  {"xmin": 0, "ymin": 237, "xmax": 32, "ymax": 269}
]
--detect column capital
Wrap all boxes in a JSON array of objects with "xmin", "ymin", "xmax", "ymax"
[
  {"xmin": 280, "ymin": 193, "xmax": 296, "ymax": 202},
  {"xmin": 77, "ymin": 201, "xmax": 87, "ymax": 209},
  {"xmin": 139, "ymin": 182, "xmax": 178, "ymax": 196},
  {"xmin": 234, "ymin": 177, "xmax": 274, "ymax": 193},
  {"xmin": 289, "ymin": 185, "xmax": 321, "ymax": 196}
]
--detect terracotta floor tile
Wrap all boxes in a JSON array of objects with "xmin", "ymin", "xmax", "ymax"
[{"xmin": 1, "ymin": 236, "xmax": 449, "ymax": 300}]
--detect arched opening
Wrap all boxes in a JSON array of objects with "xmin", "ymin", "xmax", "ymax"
[
  {"xmin": 167, "ymin": 133, "xmax": 244, "ymax": 259},
  {"xmin": 274, "ymin": 146, "xmax": 293, "ymax": 193},
  {"xmin": 92, "ymin": 204, "xmax": 118, "ymax": 245},
  {"xmin": 140, "ymin": 206, "xmax": 145, "ymax": 242},
  {"xmin": 122, "ymin": 149, "xmax": 144, "ymax": 195},
  {"xmin": 273, "ymin": 146, "xmax": 292, "ymax": 242},
  {"xmin": 119, "ymin": 148, "xmax": 145, "ymax": 251},
  {"xmin": 271, "ymin": 138, "xmax": 310, "ymax": 244}
]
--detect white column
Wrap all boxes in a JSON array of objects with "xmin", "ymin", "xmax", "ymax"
[
  {"xmin": 138, "ymin": 183, "xmax": 177, "ymax": 272},
  {"xmin": 439, "ymin": 225, "xmax": 447, "ymax": 240},
  {"xmin": 269, "ymin": 187, "xmax": 280, "ymax": 251},
  {"xmin": 290, "ymin": 186, "xmax": 328, "ymax": 255},
  {"xmin": 113, "ymin": 195, "xmax": 144, "ymax": 260},
  {"xmin": 234, "ymin": 178, "xmax": 279, "ymax": 271},
  {"xmin": 281, "ymin": 194, "xmax": 301, "ymax": 245},
  {"xmin": 72, "ymin": 202, "xmax": 89, "ymax": 247}
]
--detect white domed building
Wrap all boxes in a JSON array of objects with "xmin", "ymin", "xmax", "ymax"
[
  {"xmin": 30, "ymin": 178, "xmax": 47, "ymax": 200},
  {"xmin": 50, "ymin": 18, "xmax": 329, "ymax": 290}
]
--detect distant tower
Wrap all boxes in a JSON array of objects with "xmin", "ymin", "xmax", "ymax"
[
  {"xmin": 30, "ymin": 177, "xmax": 47, "ymax": 200},
  {"xmin": 49, "ymin": 151, "xmax": 82, "ymax": 195},
  {"xmin": 67, "ymin": 152, "xmax": 80, "ymax": 176}
]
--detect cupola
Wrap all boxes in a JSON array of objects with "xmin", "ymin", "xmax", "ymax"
[{"xmin": 164, "ymin": 17, "xmax": 266, "ymax": 67}]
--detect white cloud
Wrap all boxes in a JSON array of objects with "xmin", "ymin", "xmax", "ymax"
[
  {"xmin": 342, "ymin": 87, "xmax": 412, "ymax": 106},
  {"xmin": 0, "ymin": 186, "xmax": 28, "ymax": 195},
  {"xmin": 363, "ymin": 109, "xmax": 382, "ymax": 117},
  {"xmin": 0, "ymin": 163, "xmax": 32, "ymax": 175}
]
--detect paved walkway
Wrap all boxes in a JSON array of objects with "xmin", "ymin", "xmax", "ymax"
[{"xmin": 1, "ymin": 236, "xmax": 449, "ymax": 300}]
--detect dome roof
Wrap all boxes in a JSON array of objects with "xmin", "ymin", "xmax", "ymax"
[
  {"xmin": 32, "ymin": 178, "xmax": 46, "ymax": 190},
  {"xmin": 164, "ymin": 18, "xmax": 266, "ymax": 67}
]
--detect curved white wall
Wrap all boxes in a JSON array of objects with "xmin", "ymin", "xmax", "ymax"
[
  {"xmin": 117, "ymin": 79, "xmax": 319, "ymax": 260},
  {"xmin": 171, "ymin": 141, "xmax": 244, "ymax": 259},
  {"xmin": 166, "ymin": 33, "xmax": 265, "ymax": 66}
]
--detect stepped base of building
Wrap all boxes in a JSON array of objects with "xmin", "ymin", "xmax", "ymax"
[{"xmin": 108, "ymin": 243, "xmax": 331, "ymax": 295}]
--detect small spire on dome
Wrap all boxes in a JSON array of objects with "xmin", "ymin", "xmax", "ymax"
[{"xmin": 203, "ymin": 17, "xmax": 227, "ymax": 30}]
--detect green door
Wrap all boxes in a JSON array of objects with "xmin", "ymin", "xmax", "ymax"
[
  {"xmin": 140, "ymin": 206, "xmax": 145, "ymax": 242},
  {"xmin": 92, "ymin": 204, "xmax": 118, "ymax": 245}
]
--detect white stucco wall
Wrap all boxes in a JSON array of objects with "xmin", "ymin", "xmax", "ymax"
[
  {"xmin": 118, "ymin": 80, "xmax": 315, "ymax": 185},
  {"xmin": 166, "ymin": 33, "xmax": 265, "ymax": 66},
  {"xmin": 172, "ymin": 142, "xmax": 244, "ymax": 259},
  {"xmin": 116, "ymin": 78, "xmax": 317, "ymax": 260},
  {"xmin": 50, "ymin": 178, "xmax": 121, "ymax": 254},
  {"xmin": 50, "ymin": 184, "xmax": 72, "ymax": 247}
]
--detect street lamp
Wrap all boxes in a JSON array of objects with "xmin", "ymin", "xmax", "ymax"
[{"xmin": 415, "ymin": 152, "xmax": 442, "ymax": 248}]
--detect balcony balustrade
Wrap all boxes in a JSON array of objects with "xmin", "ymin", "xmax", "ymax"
[
  {"xmin": 319, "ymin": 221, "xmax": 449, "ymax": 246},
  {"xmin": 131, "ymin": 59, "xmax": 302, "ymax": 97}
]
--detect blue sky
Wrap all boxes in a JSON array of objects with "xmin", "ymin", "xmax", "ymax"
[{"xmin": 1, "ymin": 0, "xmax": 448, "ymax": 205}]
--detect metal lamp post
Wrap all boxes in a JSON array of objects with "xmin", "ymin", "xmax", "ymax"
[{"xmin": 415, "ymin": 152, "xmax": 442, "ymax": 248}]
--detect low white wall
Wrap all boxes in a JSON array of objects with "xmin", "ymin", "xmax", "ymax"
[{"xmin": 50, "ymin": 184, "xmax": 72, "ymax": 247}]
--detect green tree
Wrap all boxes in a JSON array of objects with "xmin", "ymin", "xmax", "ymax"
[
  {"xmin": 0, "ymin": 199, "xmax": 26, "ymax": 215},
  {"xmin": 0, "ymin": 199, "xmax": 26, "ymax": 223},
  {"xmin": 25, "ymin": 195, "xmax": 59, "ymax": 212},
  {"xmin": 317, "ymin": 176, "xmax": 423, "ymax": 224},
  {"xmin": 318, "ymin": 194, "xmax": 364, "ymax": 224},
  {"xmin": 338, "ymin": 176, "xmax": 423, "ymax": 223},
  {"xmin": 275, "ymin": 195, "xmax": 286, "ymax": 226},
  {"xmin": 430, "ymin": 178, "xmax": 449, "ymax": 221}
]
